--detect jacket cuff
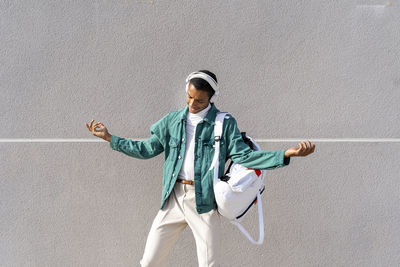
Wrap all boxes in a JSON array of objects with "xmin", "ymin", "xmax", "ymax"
[
  {"xmin": 283, "ymin": 155, "xmax": 290, "ymax": 165},
  {"xmin": 110, "ymin": 135, "xmax": 120, "ymax": 151},
  {"xmin": 280, "ymin": 150, "xmax": 290, "ymax": 166}
]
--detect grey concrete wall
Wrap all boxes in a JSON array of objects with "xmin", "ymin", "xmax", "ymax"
[{"xmin": 1, "ymin": 1, "xmax": 399, "ymax": 266}]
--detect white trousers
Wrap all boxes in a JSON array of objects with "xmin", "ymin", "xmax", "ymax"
[{"xmin": 140, "ymin": 182, "xmax": 221, "ymax": 267}]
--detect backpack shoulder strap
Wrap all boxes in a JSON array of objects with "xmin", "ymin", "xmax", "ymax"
[
  {"xmin": 208, "ymin": 112, "xmax": 229, "ymax": 173},
  {"xmin": 214, "ymin": 112, "xmax": 228, "ymax": 141}
]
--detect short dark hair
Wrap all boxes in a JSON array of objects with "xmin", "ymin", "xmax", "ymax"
[{"xmin": 189, "ymin": 70, "xmax": 218, "ymax": 100}]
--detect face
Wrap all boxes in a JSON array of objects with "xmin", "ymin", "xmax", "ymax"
[{"xmin": 186, "ymin": 83, "xmax": 211, "ymax": 114}]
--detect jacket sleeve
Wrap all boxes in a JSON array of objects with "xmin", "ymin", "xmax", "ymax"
[
  {"xmin": 225, "ymin": 116, "xmax": 290, "ymax": 170},
  {"xmin": 109, "ymin": 115, "xmax": 166, "ymax": 159}
]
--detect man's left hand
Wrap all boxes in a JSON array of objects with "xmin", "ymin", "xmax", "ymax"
[{"xmin": 284, "ymin": 140, "xmax": 315, "ymax": 158}]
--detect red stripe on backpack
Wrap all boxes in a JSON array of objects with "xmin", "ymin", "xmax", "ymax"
[{"xmin": 248, "ymin": 168, "xmax": 261, "ymax": 177}]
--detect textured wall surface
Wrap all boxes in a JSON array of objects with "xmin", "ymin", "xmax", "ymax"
[{"xmin": 1, "ymin": 0, "xmax": 399, "ymax": 266}]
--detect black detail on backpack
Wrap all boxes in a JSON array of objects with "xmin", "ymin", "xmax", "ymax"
[{"xmin": 220, "ymin": 132, "xmax": 256, "ymax": 182}]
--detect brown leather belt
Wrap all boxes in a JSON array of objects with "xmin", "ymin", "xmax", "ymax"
[{"xmin": 176, "ymin": 178, "xmax": 194, "ymax": 185}]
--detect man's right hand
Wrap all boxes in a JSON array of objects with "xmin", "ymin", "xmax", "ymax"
[{"xmin": 86, "ymin": 119, "xmax": 112, "ymax": 142}]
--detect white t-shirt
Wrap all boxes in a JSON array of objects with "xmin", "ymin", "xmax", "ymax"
[{"xmin": 178, "ymin": 103, "xmax": 211, "ymax": 181}]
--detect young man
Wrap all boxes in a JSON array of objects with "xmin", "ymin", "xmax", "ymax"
[{"xmin": 86, "ymin": 70, "xmax": 315, "ymax": 267}]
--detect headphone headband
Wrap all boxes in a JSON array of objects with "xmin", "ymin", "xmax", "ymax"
[{"xmin": 185, "ymin": 71, "xmax": 220, "ymax": 98}]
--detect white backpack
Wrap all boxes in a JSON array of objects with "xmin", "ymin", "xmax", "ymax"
[{"xmin": 209, "ymin": 112, "xmax": 266, "ymax": 245}]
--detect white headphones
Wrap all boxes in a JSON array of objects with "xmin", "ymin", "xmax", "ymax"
[{"xmin": 185, "ymin": 71, "xmax": 220, "ymax": 99}]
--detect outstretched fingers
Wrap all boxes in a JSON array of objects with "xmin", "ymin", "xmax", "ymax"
[{"xmin": 86, "ymin": 119, "xmax": 95, "ymax": 131}]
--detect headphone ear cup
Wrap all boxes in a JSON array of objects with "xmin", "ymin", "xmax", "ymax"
[{"xmin": 185, "ymin": 82, "xmax": 188, "ymax": 92}]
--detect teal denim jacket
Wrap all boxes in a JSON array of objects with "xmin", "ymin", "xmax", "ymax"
[{"xmin": 110, "ymin": 103, "xmax": 290, "ymax": 214}]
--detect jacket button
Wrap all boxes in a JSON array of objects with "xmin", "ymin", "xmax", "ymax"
[
  {"xmin": 182, "ymin": 138, "xmax": 185, "ymax": 142},
  {"xmin": 178, "ymin": 156, "xmax": 181, "ymax": 159},
  {"xmin": 172, "ymin": 173, "xmax": 175, "ymax": 177}
]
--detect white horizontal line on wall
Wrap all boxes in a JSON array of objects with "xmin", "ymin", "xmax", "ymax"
[
  {"xmin": 0, "ymin": 138, "xmax": 107, "ymax": 143},
  {"xmin": 255, "ymin": 138, "xmax": 400, "ymax": 143},
  {"xmin": 0, "ymin": 138, "xmax": 400, "ymax": 143}
]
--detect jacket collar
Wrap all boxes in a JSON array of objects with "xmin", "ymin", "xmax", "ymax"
[
  {"xmin": 179, "ymin": 106, "xmax": 189, "ymax": 121},
  {"xmin": 203, "ymin": 102, "xmax": 219, "ymax": 125},
  {"xmin": 179, "ymin": 102, "xmax": 220, "ymax": 125}
]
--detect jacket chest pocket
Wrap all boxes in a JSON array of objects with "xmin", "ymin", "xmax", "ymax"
[
  {"xmin": 202, "ymin": 140, "xmax": 215, "ymax": 163},
  {"xmin": 168, "ymin": 138, "xmax": 180, "ymax": 160},
  {"xmin": 208, "ymin": 139, "xmax": 226, "ymax": 160},
  {"xmin": 202, "ymin": 139, "xmax": 225, "ymax": 162}
]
